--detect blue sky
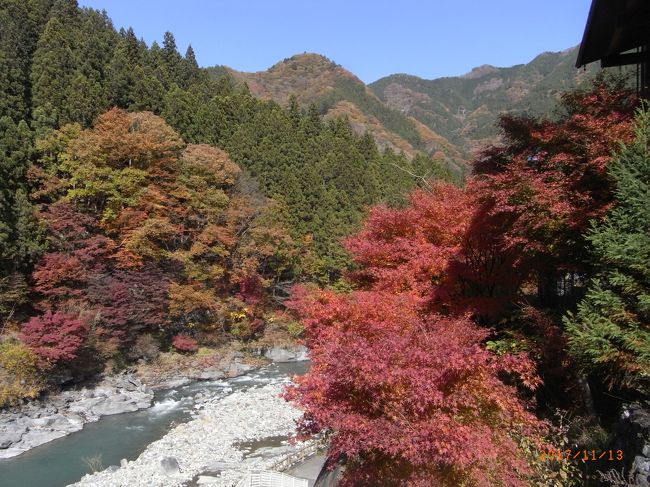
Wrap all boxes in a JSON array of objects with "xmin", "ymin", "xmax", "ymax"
[{"xmin": 79, "ymin": 0, "xmax": 593, "ymax": 83}]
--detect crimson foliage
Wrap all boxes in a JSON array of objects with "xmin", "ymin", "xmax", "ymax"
[
  {"xmin": 470, "ymin": 78, "xmax": 637, "ymax": 306},
  {"xmin": 20, "ymin": 311, "xmax": 87, "ymax": 365},
  {"xmin": 286, "ymin": 181, "xmax": 546, "ymax": 485},
  {"xmin": 171, "ymin": 334, "xmax": 198, "ymax": 353},
  {"xmin": 86, "ymin": 265, "xmax": 169, "ymax": 341},
  {"xmin": 287, "ymin": 288, "xmax": 543, "ymax": 486}
]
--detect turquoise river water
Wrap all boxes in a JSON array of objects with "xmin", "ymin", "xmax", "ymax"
[{"xmin": 0, "ymin": 361, "xmax": 308, "ymax": 487}]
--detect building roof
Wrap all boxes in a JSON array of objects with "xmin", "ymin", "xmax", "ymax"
[{"xmin": 576, "ymin": 0, "xmax": 650, "ymax": 68}]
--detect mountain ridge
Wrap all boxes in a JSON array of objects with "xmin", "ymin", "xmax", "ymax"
[
  {"xmin": 208, "ymin": 53, "xmax": 469, "ymax": 175},
  {"xmin": 370, "ymin": 45, "xmax": 602, "ymax": 152},
  {"xmin": 208, "ymin": 45, "xmax": 607, "ymax": 172}
]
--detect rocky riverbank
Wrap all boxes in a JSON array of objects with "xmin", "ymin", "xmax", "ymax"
[
  {"xmin": 132, "ymin": 345, "xmax": 307, "ymax": 390},
  {"xmin": 0, "ymin": 345, "xmax": 308, "ymax": 461},
  {"xmin": 0, "ymin": 374, "xmax": 153, "ymax": 459},
  {"xmin": 133, "ymin": 350, "xmax": 260, "ymax": 391},
  {"xmin": 71, "ymin": 382, "xmax": 310, "ymax": 487}
]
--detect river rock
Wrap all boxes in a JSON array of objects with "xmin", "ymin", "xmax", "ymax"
[
  {"xmin": 197, "ymin": 475, "xmax": 221, "ymax": 484},
  {"xmin": 224, "ymin": 360, "xmax": 254, "ymax": 377},
  {"xmin": 194, "ymin": 367, "xmax": 224, "ymax": 381},
  {"xmin": 263, "ymin": 345, "xmax": 309, "ymax": 362},
  {"xmin": 205, "ymin": 461, "xmax": 238, "ymax": 471},
  {"xmin": 92, "ymin": 398, "xmax": 139, "ymax": 416},
  {"xmin": 31, "ymin": 416, "xmax": 56, "ymax": 428},
  {"xmin": 158, "ymin": 377, "xmax": 191, "ymax": 389},
  {"xmin": 160, "ymin": 456, "xmax": 181, "ymax": 475},
  {"xmin": 68, "ymin": 397, "xmax": 104, "ymax": 414},
  {"xmin": 19, "ymin": 429, "xmax": 67, "ymax": 450},
  {"xmin": 0, "ymin": 425, "xmax": 28, "ymax": 449},
  {"xmin": 0, "ymin": 373, "xmax": 154, "ymax": 458}
]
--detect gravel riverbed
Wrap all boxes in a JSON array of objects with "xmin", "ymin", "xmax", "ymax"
[
  {"xmin": 0, "ymin": 346, "xmax": 307, "ymax": 462},
  {"xmin": 70, "ymin": 381, "xmax": 307, "ymax": 487}
]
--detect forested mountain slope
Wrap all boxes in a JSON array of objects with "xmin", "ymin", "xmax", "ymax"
[
  {"xmin": 0, "ymin": 0, "xmax": 455, "ymax": 292},
  {"xmin": 208, "ymin": 54, "xmax": 468, "ymax": 175},
  {"xmin": 211, "ymin": 48, "xmax": 618, "ymax": 170},
  {"xmin": 370, "ymin": 46, "xmax": 603, "ymax": 152}
]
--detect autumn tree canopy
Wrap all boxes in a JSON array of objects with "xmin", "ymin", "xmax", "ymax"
[
  {"xmin": 23, "ymin": 108, "xmax": 295, "ymax": 368},
  {"xmin": 286, "ymin": 180, "xmax": 547, "ymax": 485},
  {"xmin": 285, "ymin": 78, "xmax": 641, "ymax": 486}
]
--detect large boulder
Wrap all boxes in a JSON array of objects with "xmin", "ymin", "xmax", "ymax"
[
  {"xmin": 610, "ymin": 402, "xmax": 650, "ymax": 487},
  {"xmin": 160, "ymin": 456, "xmax": 181, "ymax": 475},
  {"xmin": 263, "ymin": 346, "xmax": 308, "ymax": 363},
  {"xmin": 193, "ymin": 367, "xmax": 224, "ymax": 381},
  {"xmin": 225, "ymin": 361, "xmax": 254, "ymax": 377},
  {"xmin": 92, "ymin": 395, "xmax": 138, "ymax": 416},
  {"xmin": 0, "ymin": 425, "xmax": 28, "ymax": 449}
]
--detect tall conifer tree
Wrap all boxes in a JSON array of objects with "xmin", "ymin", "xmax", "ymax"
[{"xmin": 566, "ymin": 107, "xmax": 650, "ymax": 392}]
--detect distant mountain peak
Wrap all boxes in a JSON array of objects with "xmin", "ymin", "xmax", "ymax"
[
  {"xmin": 268, "ymin": 52, "xmax": 339, "ymax": 72},
  {"xmin": 213, "ymin": 52, "xmax": 467, "ymax": 172},
  {"xmin": 461, "ymin": 64, "xmax": 499, "ymax": 79},
  {"xmin": 369, "ymin": 45, "xmax": 603, "ymax": 153},
  {"xmin": 226, "ymin": 52, "xmax": 361, "ymax": 105}
]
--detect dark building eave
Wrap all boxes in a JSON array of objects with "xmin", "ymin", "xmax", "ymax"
[{"xmin": 576, "ymin": 0, "xmax": 650, "ymax": 68}]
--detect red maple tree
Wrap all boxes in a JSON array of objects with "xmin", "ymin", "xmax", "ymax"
[
  {"xmin": 285, "ymin": 78, "xmax": 638, "ymax": 485},
  {"xmin": 20, "ymin": 311, "xmax": 88, "ymax": 366},
  {"xmin": 286, "ymin": 287, "xmax": 543, "ymax": 486},
  {"xmin": 286, "ymin": 182, "xmax": 545, "ymax": 485},
  {"xmin": 471, "ymin": 78, "xmax": 636, "ymax": 306}
]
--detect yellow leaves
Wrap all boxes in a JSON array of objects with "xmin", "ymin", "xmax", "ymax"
[
  {"xmin": 0, "ymin": 341, "xmax": 44, "ymax": 407},
  {"xmin": 205, "ymin": 264, "xmax": 226, "ymax": 281},
  {"xmin": 121, "ymin": 217, "xmax": 177, "ymax": 262},
  {"xmin": 230, "ymin": 310, "xmax": 248, "ymax": 321},
  {"xmin": 174, "ymin": 253, "xmax": 225, "ymax": 282},
  {"xmin": 36, "ymin": 123, "xmax": 83, "ymax": 166},
  {"xmin": 176, "ymin": 145, "xmax": 240, "ymax": 219},
  {"xmin": 180, "ymin": 144, "xmax": 240, "ymax": 188},
  {"xmin": 285, "ymin": 320, "xmax": 305, "ymax": 338},
  {"xmin": 168, "ymin": 282, "xmax": 221, "ymax": 318}
]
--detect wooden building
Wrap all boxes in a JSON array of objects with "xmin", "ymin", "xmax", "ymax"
[{"xmin": 576, "ymin": 0, "xmax": 650, "ymax": 92}]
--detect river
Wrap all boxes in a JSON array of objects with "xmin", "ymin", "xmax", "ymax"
[{"xmin": 0, "ymin": 361, "xmax": 308, "ymax": 487}]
